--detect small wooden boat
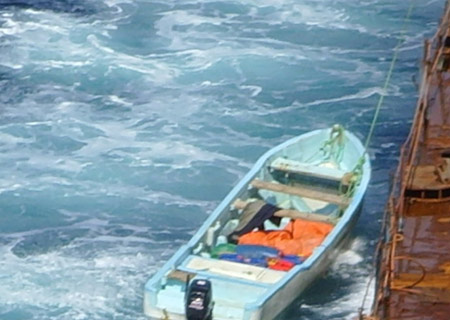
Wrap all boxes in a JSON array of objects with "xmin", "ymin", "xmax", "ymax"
[{"xmin": 144, "ymin": 125, "xmax": 371, "ymax": 320}]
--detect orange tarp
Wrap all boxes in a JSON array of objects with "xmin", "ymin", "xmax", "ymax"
[{"xmin": 238, "ymin": 219, "xmax": 334, "ymax": 257}]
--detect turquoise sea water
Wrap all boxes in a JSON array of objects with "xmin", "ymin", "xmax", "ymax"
[{"xmin": 0, "ymin": 1, "xmax": 445, "ymax": 319}]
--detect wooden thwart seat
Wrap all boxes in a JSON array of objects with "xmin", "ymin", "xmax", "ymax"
[
  {"xmin": 233, "ymin": 199, "xmax": 337, "ymax": 224},
  {"xmin": 184, "ymin": 255, "xmax": 285, "ymax": 284},
  {"xmin": 270, "ymin": 157, "xmax": 353, "ymax": 186},
  {"xmin": 251, "ymin": 179, "xmax": 349, "ymax": 207}
]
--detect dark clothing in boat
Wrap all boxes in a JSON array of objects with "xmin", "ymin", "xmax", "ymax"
[{"xmin": 228, "ymin": 200, "xmax": 282, "ymax": 243}]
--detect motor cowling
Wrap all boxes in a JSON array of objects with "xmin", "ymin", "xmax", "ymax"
[{"xmin": 185, "ymin": 279, "xmax": 213, "ymax": 320}]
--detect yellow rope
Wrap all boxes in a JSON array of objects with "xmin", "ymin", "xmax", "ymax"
[
  {"xmin": 364, "ymin": 1, "xmax": 416, "ymax": 150},
  {"xmin": 358, "ymin": 1, "xmax": 416, "ymax": 318}
]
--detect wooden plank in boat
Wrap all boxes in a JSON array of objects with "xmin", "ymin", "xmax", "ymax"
[
  {"xmin": 250, "ymin": 179, "xmax": 349, "ymax": 207},
  {"xmin": 166, "ymin": 269, "xmax": 196, "ymax": 282},
  {"xmin": 233, "ymin": 199, "xmax": 337, "ymax": 224},
  {"xmin": 271, "ymin": 157, "xmax": 352, "ymax": 185},
  {"xmin": 185, "ymin": 256, "xmax": 285, "ymax": 284}
]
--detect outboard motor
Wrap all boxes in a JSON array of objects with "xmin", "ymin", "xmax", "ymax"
[{"xmin": 185, "ymin": 279, "xmax": 213, "ymax": 320}]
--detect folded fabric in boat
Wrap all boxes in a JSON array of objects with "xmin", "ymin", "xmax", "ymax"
[
  {"xmin": 228, "ymin": 200, "xmax": 281, "ymax": 243},
  {"xmin": 210, "ymin": 243, "xmax": 237, "ymax": 258},
  {"xmin": 218, "ymin": 253, "xmax": 268, "ymax": 267},
  {"xmin": 217, "ymin": 247, "xmax": 302, "ymax": 270},
  {"xmin": 267, "ymin": 258, "xmax": 294, "ymax": 271},
  {"xmin": 238, "ymin": 219, "xmax": 333, "ymax": 257},
  {"xmin": 235, "ymin": 244, "xmax": 280, "ymax": 258}
]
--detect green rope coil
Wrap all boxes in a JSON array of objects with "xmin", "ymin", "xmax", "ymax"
[{"xmin": 320, "ymin": 124, "xmax": 346, "ymax": 164}]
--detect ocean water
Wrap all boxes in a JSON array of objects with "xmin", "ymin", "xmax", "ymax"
[{"xmin": 0, "ymin": 0, "xmax": 445, "ymax": 319}]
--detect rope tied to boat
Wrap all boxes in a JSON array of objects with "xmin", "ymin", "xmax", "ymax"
[
  {"xmin": 358, "ymin": 1, "xmax": 416, "ymax": 317},
  {"xmin": 363, "ymin": 2, "xmax": 415, "ymax": 150},
  {"xmin": 320, "ymin": 124, "xmax": 346, "ymax": 163},
  {"xmin": 318, "ymin": 124, "xmax": 364, "ymax": 199},
  {"xmin": 342, "ymin": 156, "xmax": 365, "ymax": 198}
]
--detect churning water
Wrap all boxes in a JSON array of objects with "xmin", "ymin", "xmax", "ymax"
[{"xmin": 0, "ymin": 0, "xmax": 445, "ymax": 319}]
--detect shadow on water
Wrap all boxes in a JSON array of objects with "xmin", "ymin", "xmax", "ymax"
[{"xmin": 0, "ymin": 0, "xmax": 96, "ymax": 15}]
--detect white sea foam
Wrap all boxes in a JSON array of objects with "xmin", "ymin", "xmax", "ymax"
[
  {"xmin": 295, "ymin": 238, "xmax": 375, "ymax": 319},
  {"xmin": 302, "ymin": 86, "xmax": 395, "ymax": 108},
  {"xmin": 0, "ymin": 245, "xmax": 151, "ymax": 320}
]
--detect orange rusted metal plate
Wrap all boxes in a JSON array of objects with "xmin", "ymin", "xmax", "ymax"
[
  {"xmin": 392, "ymin": 273, "xmax": 450, "ymax": 289},
  {"xmin": 387, "ymin": 291, "xmax": 450, "ymax": 319},
  {"xmin": 405, "ymin": 198, "xmax": 450, "ymax": 217},
  {"xmin": 408, "ymin": 161, "xmax": 450, "ymax": 189},
  {"xmin": 394, "ymin": 214, "xmax": 450, "ymax": 273}
]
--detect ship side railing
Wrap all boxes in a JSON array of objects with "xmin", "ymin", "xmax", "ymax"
[{"xmin": 370, "ymin": 3, "xmax": 450, "ymax": 316}]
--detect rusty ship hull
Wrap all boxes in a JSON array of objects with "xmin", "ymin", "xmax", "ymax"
[{"xmin": 369, "ymin": 2, "xmax": 450, "ymax": 319}]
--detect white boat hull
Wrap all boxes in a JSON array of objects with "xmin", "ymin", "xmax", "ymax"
[{"xmin": 143, "ymin": 126, "xmax": 371, "ymax": 320}]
